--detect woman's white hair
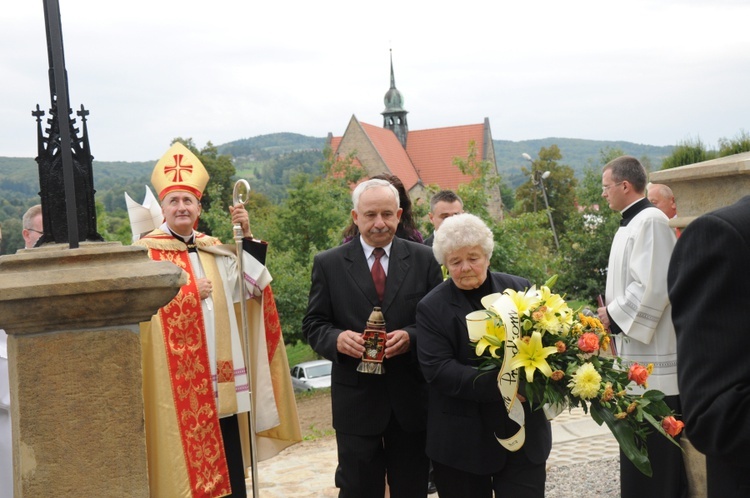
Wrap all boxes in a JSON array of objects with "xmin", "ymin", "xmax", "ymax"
[{"xmin": 432, "ymin": 213, "xmax": 494, "ymax": 265}]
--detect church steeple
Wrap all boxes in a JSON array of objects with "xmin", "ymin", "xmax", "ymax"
[{"xmin": 381, "ymin": 49, "xmax": 409, "ymax": 148}]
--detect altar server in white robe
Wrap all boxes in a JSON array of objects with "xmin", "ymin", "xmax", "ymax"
[{"xmin": 597, "ymin": 156, "xmax": 688, "ymax": 498}]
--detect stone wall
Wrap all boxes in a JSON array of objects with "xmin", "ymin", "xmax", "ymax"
[
  {"xmin": 650, "ymin": 151, "xmax": 750, "ymax": 229},
  {"xmin": 0, "ymin": 242, "xmax": 184, "ymax": 497}
]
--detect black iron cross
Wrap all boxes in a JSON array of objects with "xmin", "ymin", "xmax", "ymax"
[{"xmin": 33, "ymin": 0, "xmax": 102, "ymax": 248}]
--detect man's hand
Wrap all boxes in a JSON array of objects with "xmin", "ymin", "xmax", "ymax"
[
  {"xmin": 229, "ymin": 204, "xmax": 253, "ymax": 239},
  {"xmin": 337, "ymin": 330, "xmax": 366, "ymax": 359},
  {"xmin": 196, "ymin": 277, "xmax": 213, "ymax": 300},
  {"xmin": 384, "ymin": 330, "xmax": 410, "ymax": 358}
]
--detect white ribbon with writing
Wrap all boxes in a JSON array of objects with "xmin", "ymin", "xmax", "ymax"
[{"xmin": 489, "ymin": 293, "xmax": 526, "ymax": 451}]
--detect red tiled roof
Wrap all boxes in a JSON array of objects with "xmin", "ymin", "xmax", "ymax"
[
  {"xmin": 329, "ymin": 136, "xmax": 342, "ymax": 152},
  {"xmin": 406, "ymin": 123, "xmax": 485, "ymax": 191},
  {"xmin": 358, "ymin": 122, "xmax": 420, "ymax": 190},
  {"xmin": 330, "ymin": 120, "xmax": 487, "ymax": 192}
]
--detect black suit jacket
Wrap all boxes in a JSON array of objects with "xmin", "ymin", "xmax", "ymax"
[
  {"xmin": 416, "ymin": 272, "xmax": 552, "ymax": 475},
  {"xmin": 668, "ymin": 195, "xmax": 750, "ymax": 496},
  {"xmin": 302, "ymin": 236, "xmax": 443, "ymax": 435}
]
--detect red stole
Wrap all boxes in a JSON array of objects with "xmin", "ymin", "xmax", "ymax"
[
  {"xmin": 262, "ymin": 285, "xmax": 282, "ymax": 362},
  {"xmin": 149, "ymin": 246, "xmax": 231, "ymax": 498}
]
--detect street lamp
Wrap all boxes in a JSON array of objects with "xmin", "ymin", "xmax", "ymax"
[{"xmin": 522, "ymin": 153, "xmax": 560, "ymax": 250}]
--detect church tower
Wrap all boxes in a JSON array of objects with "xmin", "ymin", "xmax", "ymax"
[{"xmin": 381, "ymin": 50, "xmax": 409, "ymax": 148}]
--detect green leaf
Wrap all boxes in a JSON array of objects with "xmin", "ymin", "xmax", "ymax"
[
  {"xmin": 642, "ymin": 390, "xmax": 666, "ymax": 402},
  {"xmin": 590, "ymin": 402, "xmax": 653, "ymax": 477}
]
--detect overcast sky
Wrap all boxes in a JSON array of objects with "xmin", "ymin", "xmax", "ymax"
[{"xmin": 2, "ymin": 0, "xmax": 748, "ymax": 162}]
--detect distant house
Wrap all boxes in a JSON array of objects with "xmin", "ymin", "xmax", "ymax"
[{"xmin": 326, "ymin": 52, "xmax": 503, "ymax": 219}]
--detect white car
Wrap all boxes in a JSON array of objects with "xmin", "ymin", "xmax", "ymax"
[{"xmin": 290, "ymin": 359, "xmax": 332, "ymax": 392}]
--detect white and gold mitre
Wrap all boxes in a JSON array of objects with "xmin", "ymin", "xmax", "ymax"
[{"xmin": 151, "ymin": 142, "xmax": 209, "ymax": 201}]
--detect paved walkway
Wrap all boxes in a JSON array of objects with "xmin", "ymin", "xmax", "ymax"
[{"xmin": 246, "ymin": 406, "xmax": 619, "ymax": 497}]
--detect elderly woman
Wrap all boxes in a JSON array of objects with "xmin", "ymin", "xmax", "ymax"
[{"xmin": 416, "ymin": 213, "xmax": 551, "ymax": 498}]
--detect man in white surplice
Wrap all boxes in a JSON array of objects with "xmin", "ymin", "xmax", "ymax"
[{"xmin": 597, "ymin": 156, "xmax": 687, "ymax": 498}]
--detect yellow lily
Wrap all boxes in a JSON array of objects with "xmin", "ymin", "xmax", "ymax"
[
  {"xmin": 501, "ymin": 286, "xmax": 542, "ymax": 318},
  {"xmin": 475, "ymin": 330, "xmax": 504, "ymax": 358},
  {"xmin": 536, "ymin": 286, "xmax": 574, "ymax": 335},
  {"xmin": 466, "ymin": 310, "xmax": 505, "ymax": 358},
  {"xmin": 507, "ymin": 331, "xmax": 558, "ymax": 382}
]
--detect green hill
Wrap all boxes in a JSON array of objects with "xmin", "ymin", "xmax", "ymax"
[
  {"xmin": 0, "ymin": 134, "xmax": 674, "ymax": 254},
  {"xmin": 217, "ymin": 132, "xmax": 326, "ymax": 159},
  {"xmin": 494, "ymin": 137, "xmax": 673, "ymax": 187},
  {"xmin": 0, "ymin": 133, "xmax": 673, "ymax": 219}
]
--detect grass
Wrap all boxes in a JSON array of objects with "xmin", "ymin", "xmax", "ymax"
[
  {"xmin": 293, "ymin": 386, "xmax": 334, "ymax": 441},
  {"xmin": 302, "ymin": 426, "xmax": 336, "ymax": 441},
  {"xmin": 286, "ymin": 340, "xmax": 321, "ymax": 368},
  {"xmin": 294, "ymin": 386, "xmax": 330, "ymax": 400}
]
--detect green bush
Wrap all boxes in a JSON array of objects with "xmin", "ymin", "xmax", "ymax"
[
  {"xmin": 661, "ymin": 137, "xmax": 716, "ymax": 169},
  {"xmin": 718, "ymin": 130, "xmax": 750, "ymax": 157}
]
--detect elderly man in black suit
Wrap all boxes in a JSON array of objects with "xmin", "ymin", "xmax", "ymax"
[
  {"xmin": 416, "ymin": 213, "xmax": 551, "ymax": 498},
  {"xmin": 303, "ymin": 178, "xmax": 443, "ymax": 498},
  {"xmin": 668, "ymin": 195, "xmax": 750, "ymax": 497}
]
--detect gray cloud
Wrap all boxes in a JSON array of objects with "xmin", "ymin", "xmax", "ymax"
[{"xmin": 2, "ymin": 0, "xmax": 749, "ymax": 162}]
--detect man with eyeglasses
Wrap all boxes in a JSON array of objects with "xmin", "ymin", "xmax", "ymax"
[
  {"xmin": 597, "ymin": 156, "xmax": 687, "ymax": 498},
  {"xmin": 1, "ymin": 203, "xmax": 45, "ymax": 498},
  {"xmin": 21, "ymin": 204, "xmax": 43, "ymax": 249}
]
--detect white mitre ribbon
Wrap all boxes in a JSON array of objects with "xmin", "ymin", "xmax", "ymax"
[{"xmin": 125, "ymin": 186, "xmax": 163, "ymax": 242}]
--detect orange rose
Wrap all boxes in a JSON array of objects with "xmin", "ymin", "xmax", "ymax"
[
  {"xmin": 555, "ymin": 341, "xmax": 567, "ymax": 353},
  {"xmin": 662, "ymin": 416, "xmax": 684, "ymax": 437},
  {"xmin": 628, "ymin": 363, "xmax": 649, "ymax": 386},
  {"xmin": 577, "ymin": 332, "xmax": 600, "ymax": 353}
]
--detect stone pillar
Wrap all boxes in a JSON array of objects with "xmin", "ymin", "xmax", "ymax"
[
  {"xmin": 0, "ymin": 242, "xmax": 184, "ymax": 497},
  {"xmin": 650, "ymin": 151, "xmax": 750, "ymax": 230},
  {"xmin": 650, "ymin": 151, "xmax": 750, "ymax": 498}
]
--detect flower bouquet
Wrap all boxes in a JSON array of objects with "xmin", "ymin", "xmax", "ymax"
[{"xmin": 465, "ymin": 275, "xmax": 683, "ymax": 477}]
